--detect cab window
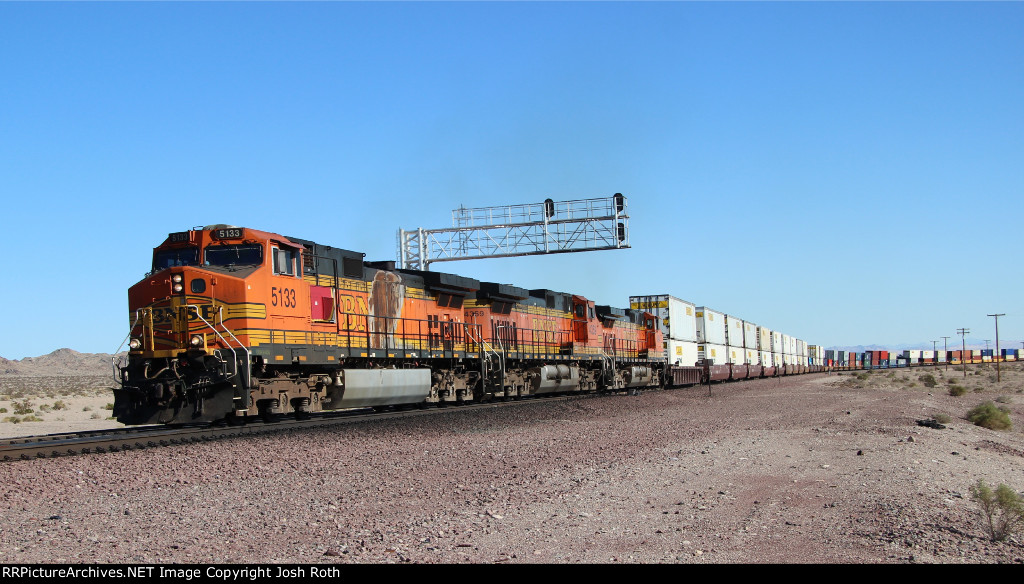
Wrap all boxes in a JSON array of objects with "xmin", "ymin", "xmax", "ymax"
[
  {"xmin": 153, "ymin": 247, "xmax": 199, "ymax": 271},
  {"xmin": 272, "ymin": 246, "xmax": 298, "ymax": 276},
  {"xmin": 204, "ymin": 244, "xmax": 263, "ymax": 267}
]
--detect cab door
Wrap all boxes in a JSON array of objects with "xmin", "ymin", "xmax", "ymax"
[{"xmin": 571, "ymin": 296, "xmax": 589, "ymax": 343}]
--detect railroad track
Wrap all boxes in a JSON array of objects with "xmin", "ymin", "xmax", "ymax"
[{"xmin": 0, "ymin": 393, "xmax": 596, "ymax": 462}]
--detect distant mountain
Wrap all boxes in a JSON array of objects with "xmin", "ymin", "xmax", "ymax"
[{"xmin": 0, "ymin": 349, "xmax": 126, "ymax": 377}]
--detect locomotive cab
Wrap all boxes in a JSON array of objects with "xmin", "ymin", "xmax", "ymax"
[{"xmin": 115, "ymin": 225, "xmax": 300, "ymax": 424}]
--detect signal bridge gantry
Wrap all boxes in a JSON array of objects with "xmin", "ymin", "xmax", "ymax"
[{"xmin": 397, "ymin": 193, "xmax": 630, "ymax": 271}]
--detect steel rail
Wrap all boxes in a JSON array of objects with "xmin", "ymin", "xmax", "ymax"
[{"xmin": 0, "ymin": 391, "xmax": 605, "ymax": 462}]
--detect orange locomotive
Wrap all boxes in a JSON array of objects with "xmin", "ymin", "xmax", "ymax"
[{"xmin": 113, "ymin": 225, "xmax": 666, "ymax": 424}]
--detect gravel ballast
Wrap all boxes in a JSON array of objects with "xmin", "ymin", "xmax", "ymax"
[{"xmin": 2, "ymin": 369, "xmax": 1024, "ymax": 564}]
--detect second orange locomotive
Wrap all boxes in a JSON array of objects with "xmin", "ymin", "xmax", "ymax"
[{"xmin": 114, "ymin": 225, "xmax": 665, "ymax": 424}]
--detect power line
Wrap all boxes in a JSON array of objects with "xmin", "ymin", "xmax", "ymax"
[
  {"xmin": 940, "ymin": 336, "xmax": 950, "ymax": 372},
  {"xmin": 987, "ymin": 313, "xmax": 1005, "ymax": 382},
  {"xmin": 957, "ymin": 328, "xmax": 970, "ymax": 379}
]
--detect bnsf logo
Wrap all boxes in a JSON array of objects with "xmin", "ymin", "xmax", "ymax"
[{"xmin": 150, "ymin": 305, "xmax": 220, "ymax": 324}]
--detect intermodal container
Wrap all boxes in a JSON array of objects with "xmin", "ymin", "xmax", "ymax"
[
  {"xmin": 757, "ymin": 351, "xmax": 772, "ymax": 376},
  {"xmin": 783, "ymin": 334, "xmax": 795, "ymax": 356},
  {"xmin": 698, "ymin": 343, "xmax": 728, "ymax": 366},
  {"xmin": 745, "ymin": 349, "xmax": 763, "ymax": 377},
  {"xmin": 758, "ymin": 327, "xmax": 772, "ymax": 352},
  {"xmin": 629, "ymin": 294, "xmax": 698, "ymax": 342},
  {"xmin": 724, "ymin": 315, "xmax": 745, "ymax": 352},
  {"xmin": 695, "ymin": 307, "xmax": 727, "ymax": 346},
  {"xmin": 743, "ymin": 321, "xmax": 759, "ymax": 350},
  {"xmin": 665, "ymin": 339, "xmax": 700, "ymax": 367}
]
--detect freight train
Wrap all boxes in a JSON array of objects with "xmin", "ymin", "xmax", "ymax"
[
  {"xmin": 126, "ymin": 224, "xmax": 989, "ymax": 425},
  {"xmin": 113, "ymin": 225, "xmax": 673, "ymax": 425}
]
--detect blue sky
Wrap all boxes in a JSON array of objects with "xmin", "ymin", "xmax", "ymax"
[{"xmin": 1, "ymin": 2, "xmax": 1021, "ymax": 359}]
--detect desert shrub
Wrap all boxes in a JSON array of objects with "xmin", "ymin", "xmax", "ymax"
[
  {"xmin": 932, "ymin": 413, "xmax": 952, "ymax": 424},
  {"xmin": 52, "ymin": 400, "xmax": 67, "ymax": 410},
  {"xmin": 103, "ymin": 403, "xmax": 114, "ymax": 410},
  {"xmin": 949, "ymin": 385, "xmax": 968, "ymax": 397},
  {"xmin": 920, "ymin": 374, "xmax": 938, "ymax": 388},
  {"xmin": 967, "ymin": 401, "xmax": 1013, "ymax": 431},
  {"xmin": 82, "ymin": 406, "xmax": 92, "ymax": 412},
  {"xmin": 12, "ymin": 400, "xmax": 34, "ymax": 415},
  {"xmin": 996, "ymin": 395, "xmax": 1012, "ymax": 404},
  {"xmin": 39, "ymin": 404, "xmax": 51, "ymax": 412},
  {"xmin": 974, "ymin": 387, "xmax": 985, "ymax": 393},
  {"xmin": 0, "ymin": 407, "xmax": 6, "ymax": 414},
  {"xmin": 970, "ymin": 480, "xmax": 1024, "ymax": 542},
  {"xmin": 90, "ymin": 413, "xmax": 101, "ymax": 419}
]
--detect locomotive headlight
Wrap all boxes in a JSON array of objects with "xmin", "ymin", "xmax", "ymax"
[
  {"xmin": 129, "ymin": 338, "xmax": 142, "ymax": 350},
  {"xmin": 173, "ymin": 283, "xmax": 184, "ymax": 293},
  {"xmin": 190, "ymin": 334, "xmax": 204, "ymax": 347},
  {"xmin": 172, "ymin": 274, "xmax": 183, "ymax": 283}
]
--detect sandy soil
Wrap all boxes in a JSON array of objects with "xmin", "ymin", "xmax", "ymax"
[
  {"xmin": 0, "ymin": 377, "xmax": 123, "ymax": 439},
  {"xmin": 1, "ymin": 363, "xmax": 1023, "ymax": 564}
]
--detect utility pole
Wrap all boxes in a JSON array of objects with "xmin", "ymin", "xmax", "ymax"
[
  {"xmin": 988, "ymin": 313, "xmax": 1005, "ymax": 382},
  {"xmin": 957, "ymin": 328, "xmax": 969, "ymax": 379},
  {"xmin": 941, "ymin": 336, "xmax": 950, "ymax": 372}
]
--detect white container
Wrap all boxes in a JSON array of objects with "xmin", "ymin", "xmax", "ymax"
[
  {"xmin": 695, "ymin": 307, "xmax": 727, "ymax": 345},
  {"xmin": 760, "ymin": 350, "xmax": 774, "ymax": 367},
  {"xmin": 783, "ymin": 334, "xmax": 795, "ymax": 356},
  {"xmin": 922, "ymin": 350, "xmax": 935, "ymax": 360},
  {"xmin": 744, "ymin": 348, "xmax": 759, "ymax": 365},
  {"xmin": 726, "ymin": 344, "xmax": 745, "ymax": 365},
  {"xmin": 665, "ymin": 339, "xmax": 700, "ymax": 367},
  {"xmin": 743, "ymin": 321, "xmax": 759, "ymax": 350},
  {"xmin": 771, "ymin": 331, "xmax": 783, "ymax": 354},
  {"xmin": 724, "ymin": 315, "xmax": 745, "ymax": 351},
  {"xmin": 758, "ymin": 327, "xmax": 772, "ymax": 352},
  {"xmin": 698, "ymin": 342, "xmax": 728, "ymax": 365},
  {"xmin": 629, "ymin": 294, "xmax": 698, "ymax": 342}
]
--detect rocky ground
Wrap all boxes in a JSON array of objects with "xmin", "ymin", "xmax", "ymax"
[{"xmin": 2, "ymin": 362, "xmax": 1024, "ymax": 564}]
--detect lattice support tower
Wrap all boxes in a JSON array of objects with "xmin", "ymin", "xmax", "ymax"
[{"xmin": 397, "ymin": 193, "xmax": 630, "ymax": 270}]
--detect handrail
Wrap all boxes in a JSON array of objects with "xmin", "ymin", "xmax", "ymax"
[
  {"xmin": 186, "ymin": 305, "xmax": 251, "ymax": 390},
  {"xmin": 467, "ymin": 325, "xmax": 505, "ymax": 390},
  {"xmin": 111, "ymin": 309, "xmax": 144, "ymax": 386}
]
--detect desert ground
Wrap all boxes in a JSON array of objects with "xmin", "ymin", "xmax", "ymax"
[{"xmin": 1, "ymin": 361, "xmax": 1023, "ymax": 564}]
